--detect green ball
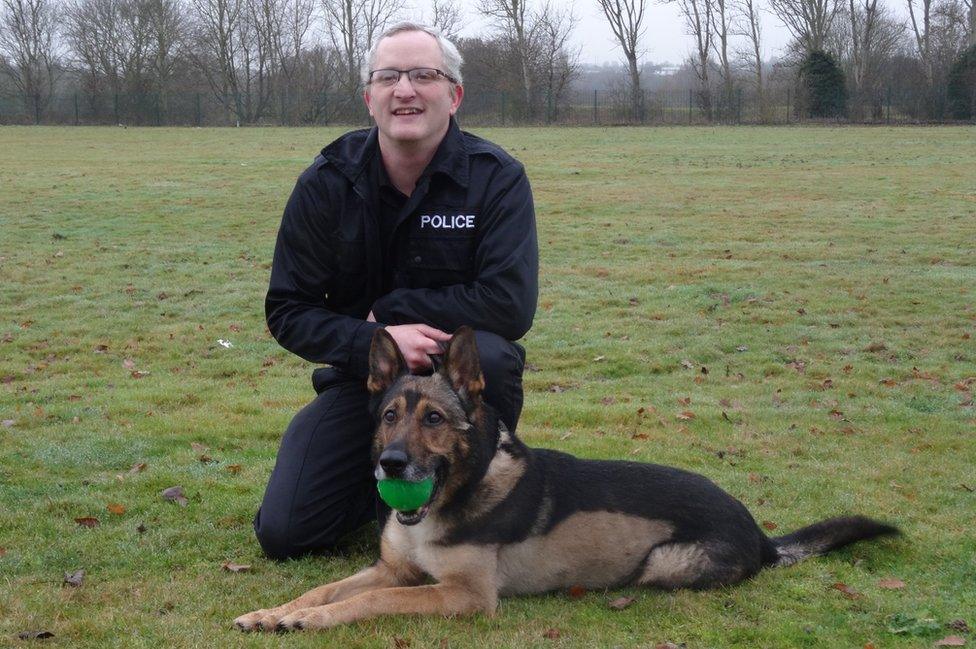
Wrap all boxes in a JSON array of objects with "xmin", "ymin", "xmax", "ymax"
[{"xmin": 376, "ymin": 477, "xmax": 435, "ymax": 511}]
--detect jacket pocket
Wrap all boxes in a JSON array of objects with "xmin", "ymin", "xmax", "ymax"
[{"xmin": 407, "ymin": 236, "xmax": 473, "ymax": 271}]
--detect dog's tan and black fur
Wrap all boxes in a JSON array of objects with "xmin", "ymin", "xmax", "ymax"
[{"xmin": 234, "ymin": 327, "xmax": 897, "ymax": 632}]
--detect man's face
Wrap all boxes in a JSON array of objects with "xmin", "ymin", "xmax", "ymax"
[{"xmin": 364, "ymin": 30, "xmax": 463, "ymax": 152}]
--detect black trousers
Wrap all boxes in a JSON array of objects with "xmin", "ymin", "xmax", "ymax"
[{"xmin": 253, "ymin": 330, "xmax": 525, "ymax": 560}]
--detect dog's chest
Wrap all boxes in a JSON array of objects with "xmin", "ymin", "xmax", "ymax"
[{"xmin": 385, "ymin": 520, "xmax": 491, "ymax": 581}]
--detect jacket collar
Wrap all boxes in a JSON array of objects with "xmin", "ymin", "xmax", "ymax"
[{"xmin": 321, "ymin": 118, "xmax": 469, "ymax": 189}]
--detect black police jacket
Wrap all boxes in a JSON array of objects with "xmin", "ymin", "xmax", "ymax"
[{"xmin": 265, "ymin": 119, "xmax": 539, "ymax": 379}]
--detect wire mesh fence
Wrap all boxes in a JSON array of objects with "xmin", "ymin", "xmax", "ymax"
[{"xmin": 1, "ymin": 84, "xmax": 973, "ymax": 126}]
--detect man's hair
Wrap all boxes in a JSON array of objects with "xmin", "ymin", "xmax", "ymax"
[{"xmin": 361, "ymin": 22, "xmax": 464, "ymax": 87}]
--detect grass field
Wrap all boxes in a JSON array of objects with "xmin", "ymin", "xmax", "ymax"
[{"xmin": 1, "ymin": 125, "xmax": 974, "ymax": 648}]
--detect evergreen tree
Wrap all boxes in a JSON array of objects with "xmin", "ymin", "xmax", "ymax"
[{"xmin": 798, "ymin": 50, "xmax": 847, "ymax": 118}]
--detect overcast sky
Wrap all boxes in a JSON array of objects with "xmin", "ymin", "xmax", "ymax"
[{"xmin": 407, "ymin": 0, "xmax": 797, "ymax": 66}]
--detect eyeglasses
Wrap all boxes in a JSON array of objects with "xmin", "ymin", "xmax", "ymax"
[{"xmin": 368, "ymin": 68, "xmax": 458, "ymax": 87}]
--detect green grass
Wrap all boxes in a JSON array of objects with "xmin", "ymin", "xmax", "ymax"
[{"xmin": 1, "ymin": 125, "xmax": 974, "ymax": 648}]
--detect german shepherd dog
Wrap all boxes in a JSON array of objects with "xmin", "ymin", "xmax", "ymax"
[{"xmin": 234, "ymin": 326, "xmax": 898, "ymax": 632}]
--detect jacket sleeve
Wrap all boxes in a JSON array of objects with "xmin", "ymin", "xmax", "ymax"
[
  {"xmin": 264, "ymin": 169, "xmax": 382, "ymax": 379},
  {"xmin": 370, "ymin": 161, "xmax": 538, "ymax": 340}
]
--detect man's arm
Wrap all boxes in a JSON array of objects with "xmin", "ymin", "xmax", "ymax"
[
  {"xmin": 369, "ymin": 162, "xmax": 539, "ymax": 340},
  {"xmin": 265, "ymin": 170, "xmax": 382, "ymax": 379}
]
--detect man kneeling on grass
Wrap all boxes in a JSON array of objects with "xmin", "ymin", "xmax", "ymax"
[{"xmin": 254, "ymin": 22, "xmax": 539, "ymax": 559}]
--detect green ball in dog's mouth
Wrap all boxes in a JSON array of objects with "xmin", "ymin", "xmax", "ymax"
[{"xmin": 376, "ymin": 477, "xmax": 435, "ymax": 512}]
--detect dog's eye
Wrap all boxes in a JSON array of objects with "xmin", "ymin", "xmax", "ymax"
[
  {"xmin": 425, "ymin": 411, "xmax": 443, "ymax": 425},
  {"xmin": 383, "ymin": 409, "xmax": 396, "ymax": 423}
]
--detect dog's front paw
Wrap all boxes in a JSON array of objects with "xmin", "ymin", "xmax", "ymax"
[
  {"xmin": 233, "ymin": 609, "xmax": 282, "ymax": 632},
  {"xmin": 276, "ymin": 607, "xmax": 333, "ymax": 631}
]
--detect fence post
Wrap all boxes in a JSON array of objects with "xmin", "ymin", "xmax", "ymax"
[
  {"xmin": 593, "ymin": 89, "xmax": 597, "ymax": 124},
  {"xmin": 74, "ymin": 93, "xmax": 80, "ymax": 125}
]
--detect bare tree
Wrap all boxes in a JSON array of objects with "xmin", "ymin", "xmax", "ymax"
[
  {"xmin": 63, "ymin": 0, "xmax": 117, "ymax": 99},
  {"xmin": 907, "ymin": 0, "xmax": 935, "ymax": 81},
  {"xmin": 185, "ymin": 0, "xmax": 274, "ymax": 123},
  {"xmin": 478, "ymin": 0, "xmax": 539, "ymax": 117},
  {"xmin": 535, "ymin": 0, "xmax": 579, "ymax": 120},
  {"xmin": 271, "ymin": 0, "xmax": 314, "ymax": 121},
  {"xmin": 595, "ymin": 0, "xmax": 648, "ymax": 120},
  {"xmin": 966, "ymin": 0, "xmax": 974, "ymax": 45},
  {"xmin": 145, "ymin": 0, "xmax": 187, "ymax": 102},
  {"xmin": 321, "ymin": 0, "xmax": 402, "ymax": 111},
  {"xmin": 428, "ymin": 0, "xmax": 462, "ymax": 41},
  {"xmin": 734, "ymin": 0, "xmax": 764, "ymax": 119},
  {"xmin": 843, "ymin": 0, "xmax": 903, "ymax": 117},
  {"xmin": 769, "ymin": 0, "xmax": 840, "ymax": 52},
  {"xmin": 0, "ymin": 0, "xmax": 61, "ymax": 121},
  {"xmin": 674, "ymin": 0, "xmax": 713, "ymax": 118},
  {"xmin": 711, "ymin": 0, "xmax": 734, "ymax": 115}
]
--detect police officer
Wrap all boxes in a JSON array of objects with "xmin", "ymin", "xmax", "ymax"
[{"xmin": 254, "ymin": 22, "xmax": 539, "ymax": 560}]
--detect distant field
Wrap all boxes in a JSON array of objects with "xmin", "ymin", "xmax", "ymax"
[{"xmin": 1, "ymin": 125, "xmax": 974, "ymax": 648}]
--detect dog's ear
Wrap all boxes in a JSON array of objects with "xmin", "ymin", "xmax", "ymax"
[
  {"xmin": 441, "ymin": 326, "xmax": 484, "ymax": 400},
  {"xmin": 367, "ymin": 328, "xmax": 407, "ymax": 394}
]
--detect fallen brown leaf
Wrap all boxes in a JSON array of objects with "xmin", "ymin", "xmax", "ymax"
[
  {"xmin": 18, "ymin": 630, "xmax": 54, "ymax": 640},
  {"xmin": 608, "ymin": 596, "xmax": 636, "ymax": 610},
  {"xmin": 935, "ymin": 636, "xmax": 965, "ymax": 647},
  {"xmin": 601, "ymin": 396, "xmax": 616, "ymax": 405},
  {"xmin": 63, "ymin": 569, "xmax": 85, "ymax": 587},
  {"xmin": 190, "ymin": 442, "xmax": 209, "ymax": 452},
  {"xmin": 107, "ymin": 503, "xmax": 126, "ymax": 515},
  {"xmin": 948, "ymin": 620, "xmax": 970, "ymax": 633},
  {"xmin": 392, "ymin": 636, "xmax": 410, "ymax": 649},
  {"xmin": 226, "ymin": 464, "xmax": 242, "ymax": 474},
  {"xmin": 221, "ymin": 561, "xmax": 251, "ymax": 573},
  {"xmin": 74, "ymin": 516, "xmax": 100, "ymax": 528},
  {"xmin": 0, "ymin": 547, "xmax": 6, "ymax": 557},
  {"xmin": 878, "ymin": 577, "xmax": 905, "ymax": 589},
  {"xmin": 161, "ymin": 486, "xmax": 188, "ymax": 507},
  {"xmin": 198, "ymin": 454, "xmax": 213, "ymax": 463},
  {"xmin": 831, "ymin": 582, "xmax": 860, "ymax": 599},
  {"xmin": 568, "ymin": 584, "xmax": 586, "ymax": 599},
  {"xmin": 864, "ymin": 342, "xmax": 887, "ymax": 352},
  {"xmin": 129, "ymin": 462, "xmax": 147, "ymax": 474},
  {"xmin": 130, "ymin": 370, "xmax": 149, "ymax": 379},
  {"xmin": 677, "ymin": 396, "xmax": 691, "ymax": 405},
  {"xmin": 542, "ymin": 628, "xmax": 561, "ymax": 639},
  {"xmin": 762, "ymin": 520, "xmax": 778, "ymax": 531},
  {"xmin": 676, "ymin": 411, "xmax": 696, "ymax": 420}
]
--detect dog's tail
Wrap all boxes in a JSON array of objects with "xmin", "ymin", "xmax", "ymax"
[{"xmin": 766, "ymin": 516, "xmax": 899, "ymax": 567}]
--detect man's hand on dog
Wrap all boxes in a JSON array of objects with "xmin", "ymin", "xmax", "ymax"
[{"xmin": 367, "ymin": 313, "xmax": 451, "ymax": 373}]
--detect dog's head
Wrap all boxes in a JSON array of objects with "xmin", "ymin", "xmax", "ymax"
[{"xmin": 367, "ymin": 326, "xmax": 489, "ymax": 526}]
